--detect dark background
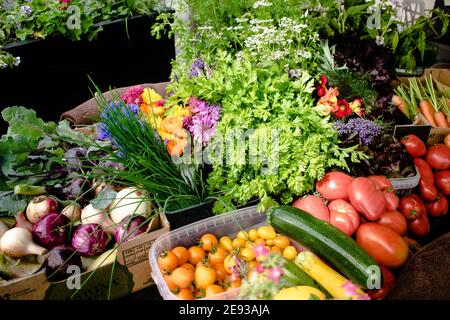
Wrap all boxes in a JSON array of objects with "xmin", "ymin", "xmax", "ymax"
[{"xmin": 0, "ymin": 15, "xmax": 175, "ymax": 133}]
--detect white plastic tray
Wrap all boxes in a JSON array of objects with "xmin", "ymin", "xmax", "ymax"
[{"xmin": 148, "ymin": 206, "xmax": 267, "ymax": 300}]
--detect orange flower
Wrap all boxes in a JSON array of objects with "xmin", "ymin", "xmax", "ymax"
[
  {"xmin": 140, "ymin": 104, "xmax": 165, "ymax": 116},
  {"xmin": 167, "ymin": 131, "xmax": 189, "ymax": 156}
]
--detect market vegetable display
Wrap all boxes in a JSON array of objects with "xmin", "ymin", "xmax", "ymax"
[{"xmin": 267, "ymin": 205, "xmax": 378, "ymax": 289}]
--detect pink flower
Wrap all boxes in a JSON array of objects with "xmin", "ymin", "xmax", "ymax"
[
  {"xmin": 267, "ymin": 267, "xmax": 283, "ymax": 283},
  {"xmin": 255, "ymin": 263, "xmax": 265, "ymax": 273},
  {"xmin": 253, "ymin": 243, "xmax": 269, "ymax": 260},
  {"xmin": 356, "ymin": 293, "xmax": 371, "ymax": 300},
  {"xmin": 156, "ymin": 99, "xmax": 166, "ymax": 107},
  {"xmin": 121, "ymin": 85, "xmax": 144, "ymax": 105},
  {"xmin": 341, "ymin": 280, "xmax": 360, "ymax": 297}
]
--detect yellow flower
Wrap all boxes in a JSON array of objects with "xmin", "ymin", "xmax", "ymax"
[
  {"xmin": 142, "ymin": 88, "xmax": 163, "ymax": 106},
  {"xmin": 171, "ymin": 105, "xmax": 190, "ymax": 118}
]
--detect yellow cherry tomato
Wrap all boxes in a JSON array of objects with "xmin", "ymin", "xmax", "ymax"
[
  {"xmin": 244, "ymin": 241, "xmax": 254, "ymax": 249},
  {"xmin": 283, "ymin": 246, "xmax": 297, "ymax": 260},
  {"xmin": 257, "ymin": 226, "xmax": 276, "ymax": 240},
  {"xmin": 232, "ymin": 237, "xmax": 246, "ymax": 249},
  {"xmin": 273, "ymin": 236, "xmax": 290, "ymax": 250},
  {"xmin": 240, "ymin": 247, "xmax": 255, "ymax": 261},
  {"xmin": 246, "ymin": 270, "xmax": 259, "ymax": 281},
  {"xmin": 254, "ymin": 238, "xmax": 266, "ymax": 246},
  {"xmin": 247, "ymin": 261, "xmax": 257, "ymax": 269},
  {"xmin": 219, "ymin": 236, "xmax": 233, "ymax": 252},
  {"xmin": 236, "ymin": 231, "xmax": 248, "ymax": 240},
  {"xmin": 223, "ymin": 254, "xmax": 238, "ymax": 274},
  {"xmin": 248, "ymin": 229, "xmax": 258, "ymax": 241},
  {"xmin": 270, "ymin": 246, "xmax": 282, "ymax": 255},
  {"xmin": 266, "ymin": 239, "xmax": 274, "ymax": 246}
]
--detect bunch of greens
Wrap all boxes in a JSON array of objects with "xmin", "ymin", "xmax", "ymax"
[
  {"xmin": 304, "ymin": 0, "xmax": 449, "ymax": 70},
  {"xmin": 90, "ymin": 90, "xmax": 207, "ymax": 212},
  {"xmin": 168, "ymin": 51, "xmax": 366, "ymax": 213},
  {"xmin": 0, "ymin": 106, "xmax": 96, "ymax": 216},
  {"xmin": 153, "ymin": 0, "xmax": 322, "ymax": 75},
  {"xmin": 0, "ymin": 0, "xmax": 165, "ymax": 68}
]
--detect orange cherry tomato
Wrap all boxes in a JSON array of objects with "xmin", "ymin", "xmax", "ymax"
[
  {"xmin": 163, "ymin": 273, "xmax": 178, "ymax": 291},
  {"xmin": 208, "ymin": 246, "xmax": 227, "ymax": 265},
  {"xmin": 214, "ymin": 263, "xmax": 228, "ymax": 282},
  {"xmin": 176, "ymin": 288, "xmax": 194, "ymax": 300},
  {"xmin": 180, "ymin": 263, "xmax": 196, "ymax": 273},
  {"xmin": 195, "ymin": 265, "xmax": 217, "ymax": 289},
  {"xmin": 171, "ymin": 267, "xmax": 195, "ymax": 289},
  {"xmin": 158, "ymin": 251, "xmax": 178, "ymax": 273},
  {"xmin": 205, "ymin": 284, "xmax": 224, "ymax": 297},
  {"xmin": 171, "ymin": 246, "xmax": 189, "ymax": 265},
  {"xmin": 200, "ymin": 234, "xmax": 218, "ymax": 251},
  {"xmin": 188, "ymin": 246, "xmax": 205, "ymax": 265}
]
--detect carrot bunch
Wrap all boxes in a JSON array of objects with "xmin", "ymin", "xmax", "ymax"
[{"xmin": 393, "ymin": 75, "xmax": 450, "ymax": 128}]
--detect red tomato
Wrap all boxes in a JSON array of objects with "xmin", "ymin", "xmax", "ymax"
[
  {"xmin": 435, "ymin": 170, "xmax": 450, "ymax": 196},
  {"xmin": 348, "ymin": 177, "xmax": 386, "ymax": 221},
  {"xmin": 402, "ymin": 236, "xmax": 421, "ymax": 252},
  {"xmin": 418, "ymin": 179, "xmax": 438, "ymax": 202},
  {"xmin": 292, "ymin": 195, "xmax": 330, "ymax": 222},
  {"xmin": 329, "ymin": 210, "xmax": 359, "ymax": 236},
  {"xmin": 368, "ymin": 266, "xmax": 396, "ymax": 300},
  {"xmin": 315, "ymin": 172, "xmax": 353, "ymax": 201},
  {"xmin": 368, "ymin": 176, "xmax": 392, "ymax": 191},
  {"xmin": 425, "ymin": 194, "xmax": 448, "ymax": 217},
  {"xmin": 377, "ymin": 210, "xmax": 407, "ymax": 235},
  {"xmin": 425, "ymin": 144, "xmax": 450, "ymax": 170},
  {"xmin": 400, "ymin": 134, "xmax": 426, "ymax": 157},
  {"xmin": 407, "ymin": 211, "xmax": 430, "ymax": 238},
  {"xmin": 356, "ymin": 223, "xmax": 409, "ymax": 268},
  {"xmin": 384, "ymin": 192, "xmax": 399, "ymax": 211},
  {"xmin": 327, "ymin": 199, "xmax": 360, "ymax": 229},
  {"xmin": 414, "ymin": 158, "xmax": 434, "ymax": 183},
  {"xmin": 399, "ymin": 194, "xmax": 425, "ymax": 221}
]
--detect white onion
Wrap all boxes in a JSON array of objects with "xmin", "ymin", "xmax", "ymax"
[
  {"xmin": 0, "ymin": 220, "xmax": 9, "ymax": 242},
  {"xmin": 109, "ymin": 188, "xmax": 151, "ymax": 224},
  {"xmin": 81, "ymin": 204, "xmax": 116, "ymax": 235},
  {"xmin": 0, "ymin": 228, "xmax": 47, "ymax": 258},
  {"xmin": 62, "ymin": 203, "xmax": 82, "ymax": 222}
]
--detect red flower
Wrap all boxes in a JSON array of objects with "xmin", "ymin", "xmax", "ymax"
[
  {"xmin": 334, "ymin": 99, "xmax": 353, "ymax": 118},
  {"xmin": 317, "ymin": 86, "xmax": 327, "ymax": 97},
  {"xmin": 316, "ymin": 74, "xmax": 328, "ymax": 97}
]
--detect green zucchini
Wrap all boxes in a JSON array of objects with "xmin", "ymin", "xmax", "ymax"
[{"xmin": 267, "ymin": 205, "xmax": 378, "ymax": 289}]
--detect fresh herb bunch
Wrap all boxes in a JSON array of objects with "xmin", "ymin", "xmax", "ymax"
[
  {"xmin": 325, "ymin": 69, "xmax": 378, "ymax": 111},
  {"xmin": 0, "ymin": 0, "xmax": 165, "ymax": 68},
  {"xmin": 0, "ymin": 106, "xmax": 99, "ymax": 216},
  {"xmin": 153, "ymin": 0, "xmax": 322, "ymax": 75},
  {"xmin": 168, "ymin": 50, "xmax": 366, "ymax": 213},
  {"xmin": 92, "ymin": 90, "xmax": 207, "ymax": 212},
  {"xmin": 338, "ymin": 128, "xmax": 415, "ymax": 179}
]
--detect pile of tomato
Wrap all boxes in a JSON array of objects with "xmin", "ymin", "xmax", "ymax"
[{"xmin": 157, "ymin": 225, "xmax": 298, "ymax": 299}]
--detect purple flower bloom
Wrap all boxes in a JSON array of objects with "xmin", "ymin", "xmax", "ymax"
[
  {"xmin": 334, "ymin": 118, "xmax": 383, "ymax": 145},
  {"xmin": 190, "ymin": 58, "xmax": 212, "ymax": 78},
  {"xmin": 21, "ymin": 5, "xmax": 32, "ymax": 15},
  {"xmin": 97, "ymin": 101, "xmax": 140, "ymax": 141},
  {"xmin": 185, "ymin": 97, "xmax": 221, "ymax": 146}
]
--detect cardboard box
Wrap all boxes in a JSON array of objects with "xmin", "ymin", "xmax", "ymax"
[
  {"xmin": 397, "ymin": 68, "xmax": 450, "ymax": 92},
  {"xmin": 0, "ymin": 213, "xmax": 170, "ymax": 300},
  {"xmin": 413, "ymin": 113, "xmax": 450, "ymax": 145}
]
